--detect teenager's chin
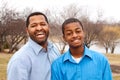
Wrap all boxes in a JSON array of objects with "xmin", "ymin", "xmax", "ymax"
[{"xmin": 70, "ymin": 45, "xmax": 82, "ymax": 48}]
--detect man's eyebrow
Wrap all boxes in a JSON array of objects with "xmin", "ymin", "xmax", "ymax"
[{"xmin": 30, "ymin": 23, "xmax": 37, "ymax": 25}]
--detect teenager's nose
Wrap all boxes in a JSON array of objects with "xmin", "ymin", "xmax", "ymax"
[{"xmin": 72, "ymin": 32, "xmax": 77, "ymax": 37}]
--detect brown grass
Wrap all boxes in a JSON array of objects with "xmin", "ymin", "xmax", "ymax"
[
  {"xmin": 105, "ymin": 54, "xmax": 120, "ymax": 65},
  {"xmin": 0, "ymin": 53, "xmax": 120, "ymax": 80},
  {"xmin": 105, "ymin": 53, "xmax": 120, "ymax": 80},
  {"xmin": 0, "ymin": 53, "xmax": 13, "ymax": 80}
]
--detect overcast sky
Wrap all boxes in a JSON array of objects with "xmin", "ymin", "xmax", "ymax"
[{"xmin": 1, "ymin": 0, "xmax": 120, "ymax": 22}]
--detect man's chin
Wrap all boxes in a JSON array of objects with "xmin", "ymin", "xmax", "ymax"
[
  {"xmin": 37, "ymin": 40, "xmax": 46, "ymax": 44},
  {"xmin": 37, "ymin": 39, "xmax": 48, "ymax": 45}
]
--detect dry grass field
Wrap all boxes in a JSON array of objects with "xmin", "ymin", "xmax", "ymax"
[
  {"xmin": 0, "ymin": 53, "xmax": 12, "ymax": 80},
  {"xmin": 0, "ymin": 53, "xmax": 120, "ymax": 80},
  {"xmin": 105, "ymin": 54, "xmax": 120, "ymax": 80}
]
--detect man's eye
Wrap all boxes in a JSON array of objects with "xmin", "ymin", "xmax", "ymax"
[
  {"xmin": 31, "ymin": 25, "xmax": 35, "ymax": 27},
  {"xmin": 40, "ymin": 23, "xmax": 46, "ymax": 26}
]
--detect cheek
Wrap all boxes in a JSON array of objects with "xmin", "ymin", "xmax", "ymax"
[
  {"xmin": 63, "ymin": 36, "xmax": 71, "ymax": 42},
  {"xmin": 26, "ymin": 28, "xmax": 35, "ymax": 35},
  {"xmin": 80, "ymin": 32, "xmax": 85, "ymax": 38},
  {"xmin": 44, "ymin": 27, "xmax": 49, "ymax": 33}
]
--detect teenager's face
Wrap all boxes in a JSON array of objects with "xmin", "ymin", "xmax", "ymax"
[
  {"xmin": 26, "ymin": 15, "xmax": 49, "ymax": 45},
  {"xmin": 63, "ymin": 22, "xmax": 85, "ymax": 48}
]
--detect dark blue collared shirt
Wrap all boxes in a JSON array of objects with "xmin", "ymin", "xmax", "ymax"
[{"xmin": 51, "ymin": 46, "xmax": 112, "ymax": 80}]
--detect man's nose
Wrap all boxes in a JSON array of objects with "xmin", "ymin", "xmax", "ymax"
[{"xmin": 36, "ymin": 25, "xmax": 43, "ymax": 30}]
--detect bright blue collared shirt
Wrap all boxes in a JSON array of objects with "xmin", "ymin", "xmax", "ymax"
[
  {"xmin": 51, "ymin": 46, "xmax": 112, "ymax": 80},
  {"xmin": 7, "ymin": 38, "xmax": 60, "ymax": 80}
]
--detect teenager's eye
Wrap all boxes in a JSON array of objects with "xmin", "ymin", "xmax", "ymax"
[
  {"xmin": 66, "ymin": 33, "xmax": 72, "ymax": 36},
  {"xmin": 76, "ymin": 30, "xmax": 81, "ymax": 34}
]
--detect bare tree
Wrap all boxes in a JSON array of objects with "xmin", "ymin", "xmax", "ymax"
[
  {"xmin": 0, "ymin": 22, "xmax": 6, "ymax": 52},
  {"xmin": 98, "ymin": 26, "xmax": 120, "ymax": 53},
  {"xmin": 6, "ymin": 18, "xmax": 26, "ymax": 53},
  {"xmin": 81, "ymin": 9, "xmax": 104, "ymax": 48},
  {"xmin": 0, "ymin": 1, "xmax": 28, "ymax": 53},
  {"xmin": 83, "ymin": 21, "xmax": 103, "ymax": 48},
  {"xmin": 109, "ymin": 27, "xmax": 120, "ymax": 53},
  {"xmin": 0, "ymin": 1, "xmax": 12, "ymax": 52}
]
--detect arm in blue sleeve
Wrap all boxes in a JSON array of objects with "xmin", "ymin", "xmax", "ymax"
[
  {"xmin": 51, "ymin": 61, "xmax": 60, "ymax": 80},
  {"xmin": 7, "ymin": 59, "xmax": 30, "ymax": 80},
  {"xmin": 103, "ymin": 60, "xmax": 113, "ymax": 80}
]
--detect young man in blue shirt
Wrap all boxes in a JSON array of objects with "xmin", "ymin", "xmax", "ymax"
[
  {"xmin": 51, "ymin": 18, "xmax": 112, "ymax": 80},
  {"xmin": 7, "ymin": 12, "xmax": 60, "ymax": 80}
]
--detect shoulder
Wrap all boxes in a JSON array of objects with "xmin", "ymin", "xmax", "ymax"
[
  {"xmin": 85, "ymin": 46, "xmax": 107, "ymax": 60},
  {"xmin": 7, "ymin": 45, "xmax": 32, "ymax": 78},
  {"xmin": 8, "ymin": 43, "xmax": 32, "ymax": 66},
  {"xmin": 51, "ymin": 52, "xmax": 66, "ymax": 66},
  {"xmin": 48, "ymin": 41, "xmax": 61, "ymax": 55},
  {"xmin": 91, "ymin": 50, "xmax": 107, "ymax": 58},
  {"xmin": 88, "ymin": 49, "xmax": 109, "ymax": 63}
]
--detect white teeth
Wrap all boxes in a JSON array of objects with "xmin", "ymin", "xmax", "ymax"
[
  {"xmin": 37, "ymin": 32, "xmax": 45, "ymax": 35},
  {"xmin": 73, "ymin": 39, "xmax": 79, "ymax": 42},
  {"xmin": 36, "ymin": 32, "xmax": 45, "ymax": 38}
]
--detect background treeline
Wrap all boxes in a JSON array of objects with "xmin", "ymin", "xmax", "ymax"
[{"xmin": 0, "ymin": 3, "xmax": 120, "ymax": 54}]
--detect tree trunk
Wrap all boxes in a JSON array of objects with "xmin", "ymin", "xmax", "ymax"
[
  {"xmin": 105, "ymin": 47, "xmax": 108, "ymax": 53},
  {"xmin": 8, "ymin": 36, "xmax": 25, "ymax": 53},
  {"xmin": 111, "ymin": 47, "xmax": 115, "ymax": 54}
]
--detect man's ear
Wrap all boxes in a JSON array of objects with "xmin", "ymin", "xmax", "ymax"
[{"xmin": 26, "ymin": 27, "xmax": 29, "ymax": 36}]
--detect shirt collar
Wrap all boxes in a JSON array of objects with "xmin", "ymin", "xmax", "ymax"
[
  {"xmin": 63, "ymin": 50, "xmax": 75, "ymax": 63},
  {"xmin": 63, "ymin": 46, "xmax": 93, "ymax": 62},
  {"xmin": 83, "ymin": 46, "xmax": 93, "ymax": 59},
  {"xmin": 28, "ymin": 38, "xmax": 53, "ymax": 55}
]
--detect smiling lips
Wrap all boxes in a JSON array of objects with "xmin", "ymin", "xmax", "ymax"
[
  {"xmin": 36, "ymin": 31, "xmax": 46, "ymax": 38},
  {"xmin": 72, "ymin": 39, "xmax": 80, "ymax": 43}
]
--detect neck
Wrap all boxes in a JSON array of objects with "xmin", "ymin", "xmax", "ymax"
[
  {"xmin": 39, "ymin": 42, "xmax": 48, "ymax": 51},
  {"xmin": 70, "ymin": 46, "xmax": 84, "ymax": 58}
]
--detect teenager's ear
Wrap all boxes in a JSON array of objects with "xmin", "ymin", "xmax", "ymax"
[
  {"xmin": 63, "ymin": 35, "xmax": 66, "ymax": 42},
  {"xmin": 83, "ymin": 31, "xmax": 85, "ymax": 38}
]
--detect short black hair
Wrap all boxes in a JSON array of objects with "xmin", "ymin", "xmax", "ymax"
[
  {"xmin": 62, "ymin": 18, "xmax": 84, "ymax": 34},
  {"xmin": 26, "ymin": 12, "xmax": 48, "ymax": 27}
]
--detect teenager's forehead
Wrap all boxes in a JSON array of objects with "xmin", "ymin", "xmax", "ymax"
[{"xmin": 64, "ymin": 22, "xmax": 83, "ymax": 30}]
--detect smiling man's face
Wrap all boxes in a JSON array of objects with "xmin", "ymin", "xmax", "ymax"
[{"xmin": 26, "ymin": 15, "xmax": 49, "ymax": 46}]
